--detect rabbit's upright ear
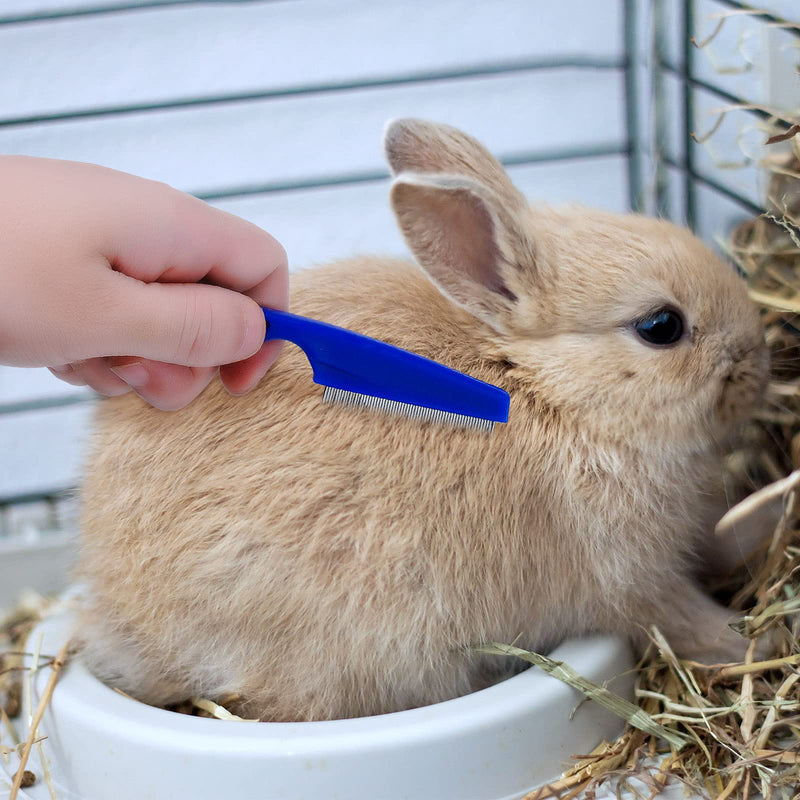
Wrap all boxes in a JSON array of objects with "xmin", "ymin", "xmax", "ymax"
[
  {"xmin": 384, "ymin": 118, "xmax": 527, "ymax": 214},
  {"xmin": 386, "ymin": 121, "xmax": 536, "ymax": 330}
]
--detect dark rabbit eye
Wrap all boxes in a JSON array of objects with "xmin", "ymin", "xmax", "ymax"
[{"xmin": 633, "ymin": 308, "xmax": 684, "ymax": 346}]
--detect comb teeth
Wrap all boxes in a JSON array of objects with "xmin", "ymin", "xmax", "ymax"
[{"xmin": 322, "ymin": 386, "xmax": 495, "ymax": 433}]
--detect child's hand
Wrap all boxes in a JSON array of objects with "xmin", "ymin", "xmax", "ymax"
[{"xmin": 0, "ymin": 156, "xmax": 288, "ymax": 410}]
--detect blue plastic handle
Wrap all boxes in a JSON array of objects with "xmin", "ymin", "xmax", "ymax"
[{"xmin": 263, "ymin": 308, "xmax": 509, "ymax": 423}]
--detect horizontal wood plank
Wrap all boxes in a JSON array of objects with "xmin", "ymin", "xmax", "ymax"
[
  {"xmin": 0, "ymin": 69, "xmax": 627, "ymax": 196},
  {"xmin": 0, "ymin": 0, "xmax": 622, "ymax": 120},
  {"xmin": 1, "ymin": 0, "xmax": 208, "ymax": 21},
  {"xmin": 213, "ymin": 155, "xmax": 630, "ymax": 269},
  {"xmin": 0, "ymin": 403, "xmax": 94, "ymax": 500},
  {"xmin": 0, "ymin": 368, "xmax": 91, "ymax": 406}
]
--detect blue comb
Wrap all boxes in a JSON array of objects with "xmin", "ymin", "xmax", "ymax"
[{"xmin": 263, "ymin": 308, "xmax": 509, "ymax": 432}]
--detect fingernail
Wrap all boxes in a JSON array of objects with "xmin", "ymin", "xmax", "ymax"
[
  {"xmin": 109, "ymin": 360, "xmax": 149, "ymax": 388},
  {"xmin": 49, "ymin": 364, "xmax": 73, "ymax": 375},
  {"xmin": 240, "ymin": 304, "xmax": 267, "ymax": 360}
]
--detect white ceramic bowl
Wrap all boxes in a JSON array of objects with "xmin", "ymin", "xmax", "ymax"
[{"xmin": 6, "ymin": 607, "xmax": 634, "ymax": 800}]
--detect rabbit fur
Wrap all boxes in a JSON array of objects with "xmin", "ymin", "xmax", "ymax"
[{"xmin": 77, "ymin": 119, "xmax": 769, "ymax": 721}]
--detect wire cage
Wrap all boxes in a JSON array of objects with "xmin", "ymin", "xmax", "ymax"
[{"xmin": 0, "ymin": 0, "xmax": 797, "ymax": 599}]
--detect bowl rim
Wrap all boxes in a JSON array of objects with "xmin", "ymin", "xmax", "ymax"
[
  {"xmin": 13, "ymin": 603, "xmax": 636, "ymax": 800},
  {"xmin": 32, "ymin": 610, "xmax": 631, "ymax": 749}
]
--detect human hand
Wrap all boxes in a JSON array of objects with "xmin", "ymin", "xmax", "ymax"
[{"xmin": 0, "ymin": 156, "xmax": 288, "ymax": 410}]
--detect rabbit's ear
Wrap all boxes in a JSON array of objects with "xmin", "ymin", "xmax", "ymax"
[
  {"xmin": 384, "ymin": 118, "xmax": 527, "ymax": 215},
  {"xmin": 390, "ymin": 172, "xmax": 535, "ymax": 330}
]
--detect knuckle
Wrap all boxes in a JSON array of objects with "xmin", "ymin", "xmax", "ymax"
[
  {"xmin": 176, "ymin": 292, "xmax": 212, "ymax": 365},
  {"xmin": 151, "ymin": 183, "xmax": 198, "ymax": 266},
  {"xmin": 232, "ymin": 300, "xmax": 253, "ymax": 360}
]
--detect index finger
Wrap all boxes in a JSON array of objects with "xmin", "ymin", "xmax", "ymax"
[{"xmin": 98, "ymin": 171, "xmax": 289, "ymax": 308}]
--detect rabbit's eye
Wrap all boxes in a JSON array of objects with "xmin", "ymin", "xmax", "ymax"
[{"xmin": 633, "ymin": 308, "xmax": 684, "ymax": 346}]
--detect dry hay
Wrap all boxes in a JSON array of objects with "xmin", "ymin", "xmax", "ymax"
[{"xmin": 0, "ymin": 593, "xmax": 61, "ymax": 798}]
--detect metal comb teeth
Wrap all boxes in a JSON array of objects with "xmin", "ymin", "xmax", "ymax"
[{"xmin": 322, "ymin": 386, "xmax": 495, "ymax": 433}]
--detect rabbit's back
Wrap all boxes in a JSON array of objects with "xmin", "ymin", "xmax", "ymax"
[{"xmin": 78, "ymin": 257, "xmax": 580, "ymax": 719}]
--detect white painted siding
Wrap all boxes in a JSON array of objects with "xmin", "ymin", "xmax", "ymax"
[
  {"xmin": 1, "ymin": 69, "xmax": 626, "ymax": 202},
  {"xmin": 0, "ymin": 0, "xmax": 622, "ymax": 118},
  {"xmin": 0, "ymin": 0, "xmax": 631, "ymax": 511},
  {"xmin": 214, "ymin": 156, "xmax": 631, "ymax": 270}
]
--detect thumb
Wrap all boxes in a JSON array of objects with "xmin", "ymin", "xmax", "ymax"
[{"xmin": 108, "ymin": 280, "xmax": 267, "ymax": 366}]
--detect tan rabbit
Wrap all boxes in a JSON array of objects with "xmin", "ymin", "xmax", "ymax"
[{"xmin": 77, "ymin": 119, "xmax": 769, "ymax": 721}]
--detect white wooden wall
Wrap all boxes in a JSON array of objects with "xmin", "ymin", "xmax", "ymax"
[
  {"xmin": 0, "ymin": 0, "xmax": 797, "ymax": 568},
  {"xmin": 0, "ymin": 0, "xmax": 630, "ymax": 531}
]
